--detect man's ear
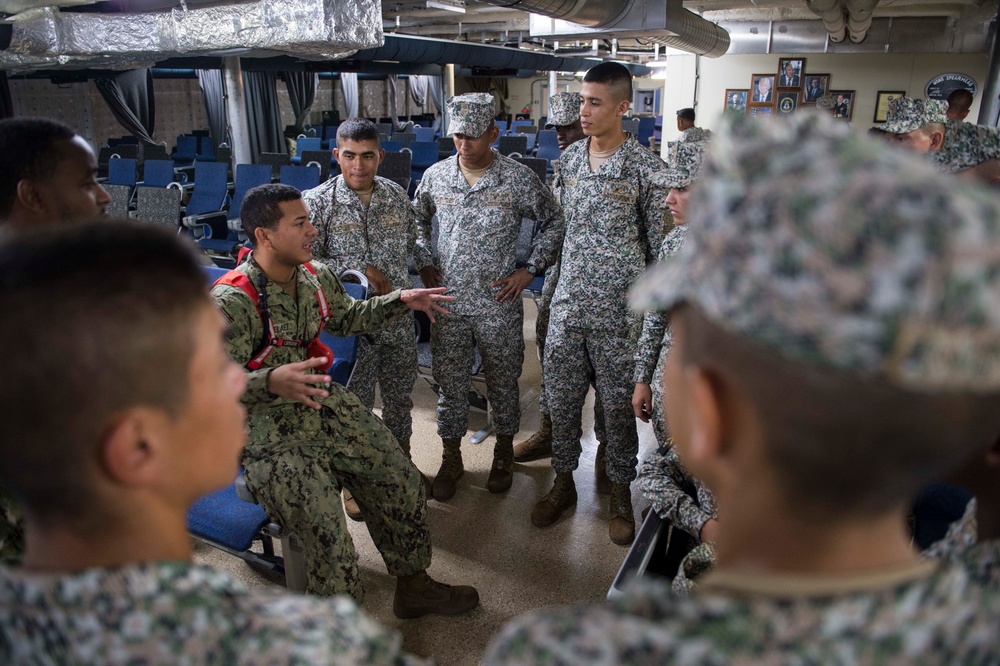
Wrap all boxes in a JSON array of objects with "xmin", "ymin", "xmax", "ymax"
[
  {"xmin": 253, "ymin": 225, "xmax": 271, "ymax": 249},
  {"xmin": 15, "ymin": 179, "xmax": 46, "ymax": 214},
  {"xmin": 930, "ymin": 129, "xmax": 946, "ymax": 151},
  {"xmin": 100, "ymin": 409, "xmax": 167, "ymax": 488},
  {"xmin": 617, "ymin": 100, "xmax": 631, "ymax": 118}
]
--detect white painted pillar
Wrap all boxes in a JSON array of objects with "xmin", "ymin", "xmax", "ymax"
[
  {"xmin": 222, "ymin": 56, "xmax": 252, "ymax": 166},
  {"xmin": 444, "ymin": 63, "xmax": 456, "ymax": 134}
]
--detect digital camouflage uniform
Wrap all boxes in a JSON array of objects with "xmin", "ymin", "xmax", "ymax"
[
  {"xmin": 546, "ymin": 134, "xmax": 667, "ymax": 484},
  {"xmin": 536, "ymin": 92, "xmax": 605, "ymax": 444},
  {"xmin": 413, "ymin": 93, "xmax": 564, "ymax": 440},
  {"xmin": 304, "ymin": 175, "xmax": 434, "ymax": 447},
  {"xmin": 0, "ymin": 487, "xmax": 22, "ymax": 565},
  {"xmin": 213, "ymin": 258, "xmax": 430, "ymax": 602},
  {"xmin": 487, "ymin": 112, "xmax": 1000, "ymax": 664},
  {"xmin": 0, "ymin": 562, "xmax": 426, "ymax": 665},
  {"xmin": 883, "ymin": 96, "xmax": 1000, "ymax": 172},
  {"xmin": 669, "ymin": 126, "xmax": 709, "ymax": 162}
]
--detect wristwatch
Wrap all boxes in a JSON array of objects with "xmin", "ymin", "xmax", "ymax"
[{"xmin": 525, "ymin": 263, "xmax": 540, "ymax": 277}]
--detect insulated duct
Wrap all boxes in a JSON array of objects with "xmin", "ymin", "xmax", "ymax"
[
  {"xmin": 514, "ymin": 0, "xmax": 731, "ymax": 58},
  {"xmin": 0, "ymin": 0, "xmax": 382, "ymax": 72},
  {"xmin": 843, "ymin": 0, "xmax": 879, "ymax": 44},
  {"xmin": 805, "ymin": 0, "xmax": 847, "ymax": 43}
]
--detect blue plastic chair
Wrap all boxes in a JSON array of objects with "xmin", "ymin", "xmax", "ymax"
[
  {"xmin": 195, "ymin": 139, "xmax": 217, "ymax": 162},
  {"xmin": 107, "ymin": 158, "xmax": 137, "ymax": 191},
  {"xmin": 185, "ymin": 161, "xmax": 229, "ymax": 216},
  {"xmin": 291, "ymin": 137, "xmax": 323, "ymax": 165},
  {"xmin": 280, "ymin": 165, "xmax": 321, "ymax": 192},
  {"xmin": 172, "ymin": 135, "xmax": 198, "ymax": 166},
  {"xmin": 537, "ymin": 129, "xmax": 559, "ymax": 151},
  {"xmin": 231, "ymin": 164, "xmax": 272, "ymax": 221},
  {"xmin": 413, "ymin": 126, "xmax": 436, "ymax": 143},
  {"xmin": 495, "ymin": 119, "xmax": 508, "ymax": 135},
  {"xmin": 637, "ymin": 117, "xmax": 656, "ymax": 148},
  {"xmin": 510, "ymin": 119, "xmax": 533, "ymax": 135},
  {"xmin": 140, "ymin": 159, "xmax": 178, "ymax": 188},
  {"xmin": 382, "ymin": 140, "xmax": 403, "ymax": 153},
  {"xmin": 521, "ymin": 132, "xmax": 537, "ymax": 153},
  {"xmin": 535, "ymin": 143, "xmax": 561, "ymax": 174},
  {"xmin": 408, "ymin": 141, "xmax": 440, "ymax": 186}
]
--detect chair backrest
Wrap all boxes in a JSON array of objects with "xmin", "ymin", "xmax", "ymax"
[
  {"xmin": 621, "ymin": 117, "xmax": 640, "ymax": 135},
  {"xmin": 103, "ymin": 184, "xmax": 131, "ymax": 218},
  {"xmin": 535, "ymin": 143, "xmax": 561, "ymax": 163},
  {"xmin": 319, "ymin": 275, "xmax": 368, "ymax": 387},
  {"xmin": 409, "ymin": 141, "xmax": 440, "ymax": 169},
  {"xmin": 413, "ymin": 127, "xmax": 435, "ymax": 143},
  {"xmin": 395, "ymin": 132, "xmax": 416, "ymax": 148},
  {"xmin": 173, "ymin": 135, "xmax": 198, "ymax": 158},
  {"xmin": 512, "ymin": 156, "xmax": 548, "ymax": 185},
  {"xmin": 437, "ymin": 136, "xmax": 456, "ymax": 157},
  {"xmin": 510, "ymin": 119, "xmax": 533, "ymax": 134},
  {"xmin": 196, "ymin": 140, "xmax": 216, "ymax": 161},
  {"xmin": 186, "ymin": 161, "xmax": 229, "ymax": 216},
  {"xmin": 521, "ymin": 132, "xmax": 537, "ymax": 152},
  {"xmin": 97, "ymin": 146, "xmax": 112, "ymax": 178},
  {"xmin": 231, "ymin": 164, "xmax": 272, "ymax": 219},
  {"xmin": 494, "ymin": 119, "xmax": 508, "ymax": 134},
  {"xmin": 295, "ymin": 137, "xmax": 322, "ymax": 157},
  {"xmin": 279, "ymin": 165, "xmax": 321, "ymax": 192},
  {"xmin": 323, "ymin": 125, "xmax": 340, "ymax": 142},
  {"xmin": 377, "ymin": 151, "xmax": 411, "ymax": 191},
  {"xmin": 135, "ymin": 187, "xmax": 181, "ymax": 229},
  {"xmin": 376, "ymin": 122, "xmax": 393, "ymax": 136},
  {"xmin": 537, "ymin": 129, "xmax": 559, "ymax": 149},
  {"xmin": 301, "ymin": 150, "xmax": 332, "ymax": 183},
  {"xmin": 498, "ymin": 134, "xmax": 528, "ymax": 157},
  {"xmin": 142, "ymin": 144, "xmax": 169, "ymax": 162},
  {"xmin": 516, "ymin": 125, "xmax": 538, "ymax": 134},
  {"xmin": 108, "ymin": 158, "xmax": 137, "ymax": 187},
  {"xmin": 257, "ymin": 152, "xmax": 291, "ymax": 180},
  {"xmin": 141, "ymin": 159, "xmax": 176, "ymax": 188},
  {"xmin": 382, "ymin": 140, "xmax": 403, "ymax": 153},
  {"xmin": 215, "ymin": 145, "xmax": 232, "ymax": 167},
  {"xmin": 111, "ymin": 144, "xmax": 139, "ymax": 160}
]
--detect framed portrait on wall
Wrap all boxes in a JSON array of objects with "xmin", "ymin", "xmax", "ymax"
[
  {"xmin": 777, "ymin": 58, "xmax": 805, "ymax": 89},
  {"xmin": 829, "ymin": 90, "xmax": 855, "ymax": 120},
  {"xmin": 801, "ymin": 74, "xmax": 829, "ymax": 105},
  {"xmin": 725, "ymin": 89, "xmax": 748, "ymax": 114},
  {"xmin": 750, "ymin": 74, "xmax": 775, "ymax": 103},
  {"xmin": 748, "ymin": 104, "xmax": 773, "ymax": 118},
  {"xmin": 873, "ymin": 90, "xmax": 906, "ymax": 123},
  {"xmin": 776, "ymin": 92, "xmax": 799, "ymax": 115}
]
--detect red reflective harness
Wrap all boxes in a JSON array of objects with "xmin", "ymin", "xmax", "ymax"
[{"xmin": 215, "ymin": 263, "xmax": 333, "ymax": 370}]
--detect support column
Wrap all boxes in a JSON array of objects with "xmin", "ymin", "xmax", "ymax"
[
  {"xmin": 978, "ymin": 18, "xmax": 1000, "ymax": 127},
  {"xmin": 222, "ymin": 56, "xmax": 252, "ymax": 166},
  {"xmin": 444, "ymin": 63, "xmax": 456, "ymax": 134}
]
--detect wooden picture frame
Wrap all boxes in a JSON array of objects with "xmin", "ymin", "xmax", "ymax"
[
  {"xmin": 873, "ymin": 90, "xmax": 906, "ymax": 123},
  {"xmin": 801, "ymin": 74, "xmax": 830, "ymax": 106},
  {"xmin": 750, "ymin": 74, "xmax": 775, "ymax": 104},
  {"xmin": 829, "ymin": 90, "xmax": 855, "ymax": 121},
  {"xmin": 777, "ymin": 58, "xmax": 806, "ymax": 90},
  {"xmin": 748, "ymin": 103, "xmax": 774, "ymax": 118},
  {"xmin": 725, "ymin": 89, "xmax": 748, "ymax": 114},
  {"xmin": 776, "ymin": 91, "xmax": 799, "ymax": 115}
]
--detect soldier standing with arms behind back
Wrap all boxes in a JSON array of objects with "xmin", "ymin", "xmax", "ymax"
[
  {"xmin": 413, "ymin": 93, "xmax": 564, "ymax": 500},
  {"xmin": 532, "ymin": 63, "xmax": 668, "ymax": 546}
]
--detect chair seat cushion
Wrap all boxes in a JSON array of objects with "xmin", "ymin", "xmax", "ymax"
[{"xmin": 187, "ymin": 484, "xmax": 269, "ymax": 552}]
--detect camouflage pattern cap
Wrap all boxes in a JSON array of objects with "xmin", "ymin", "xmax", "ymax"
[
  {"xmin": 446, "ymin": 93, "xmax": 495, "ymax": 138},
  {"xmin": 883, "ymin": 97, "xmax": 948, "ymax": 135},
  {"xmin": 815, "ymin": 93, "xmax": 837, "ymax": 110},
  {"xmin": 546, "ymin": 92, "xmax": 582, "ymax": 127},
  {"xmin": 653, "ymin": 140, "xmax": 708, "ymax": 189},
  {"xmin": 631, "ymin": 112, "xmax": 1000, "ymax": 392}
]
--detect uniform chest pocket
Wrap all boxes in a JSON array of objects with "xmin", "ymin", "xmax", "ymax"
[
  {"xmin": 327, "ymin": 222, "xmax": 364, "ymax": 235},
  {"xmin": 602, "ymin": 181, "xmax": 638, "ymax": 206},
  {"xmin": 436, "ymin": 194, "xmax": 462, "ymax": 208},
  {"xmin": 482, "ymin": 191, "xmax": 512, "ymax": 209},
  {"xmin": 378, "ymin": 214, "xmax": 406, "ymax": 230}
]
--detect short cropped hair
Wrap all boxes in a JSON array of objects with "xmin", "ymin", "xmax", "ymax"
[
  {"xmin": 677, "ymin": 305, "xmax": 1000, "ymax": 519},
  {"xmin": 583, "ymin": 62, "xmax": 633, "ymax": 103},
  {"xmin": 947, "ymin": 89, "xmax": 973, "ymax": 113},
  {"xmin": 0, "ymin": 118, "xmax": 77, "ymax": 219},
  {"xmin": 0, "ymin": 222, "xmax": 209, "ymax": 523},
  {"xmin": 240, "ymin": 184, "xmax": 302, "ymax": 241},
  {"xmin": 336, "ymin": 118, "xmax": 381, "ymax": 146}
]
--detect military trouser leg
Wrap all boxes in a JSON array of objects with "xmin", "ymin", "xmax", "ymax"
[
  {"xmin": 535, "ymin": 259, "xmax": 558, "ymax": 416},
  {"xmin": 470, "ymin": 304, "xmax": 524, "ymax": 436},
  {"xmin": 431, "ymin": 314, "xmax": 476, "ymax": 439},
  {"xmin": 588, "ymin": 328, "xmax": 641, "ymax": 484},
  {"xmin": 350, "ymin": 315, "xmax": 417, "ymax": 446},
  {"xmin": 243, "ymin": 395, "xmax": 431, "ymax": 602},
  {"xmin": 650, "ymin": 344, "xmax": 669, "ymax": 447},
  {"xmin": 545, "ymin": 322, "xmax": 595, "ymax": 473}
]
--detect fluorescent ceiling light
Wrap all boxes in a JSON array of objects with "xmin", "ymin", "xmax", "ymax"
[{"xmin": 426, "ymin": 0, "xmax": 466, "ymax": 13}]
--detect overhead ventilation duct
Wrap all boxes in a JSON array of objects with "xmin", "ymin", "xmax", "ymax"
[
  {"xmin": 805, "ymin": 0, "xmax": 880, "ymax": 44},
  {"xmin": 495, "ymin": 0, "xmax": 730, "ymax": 58},
  {"xmin": 0, "ymin": 0, "xmax": 382, "ymax": 72}
]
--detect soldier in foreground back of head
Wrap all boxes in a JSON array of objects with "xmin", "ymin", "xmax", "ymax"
[{"xmin": 484, "ymin": 112, "xmax": 1000, "ymax": 664}]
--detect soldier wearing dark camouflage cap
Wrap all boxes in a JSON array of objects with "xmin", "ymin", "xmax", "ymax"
[
  {"xmin": 884, "ymin": 95, "xmax": 1000, "ymax": 176},
  {"xmin": 485, "ymin": 112, "xmax": 1000, "ymax": 663},
  {"xmin": 414, "ymin": 93, "xmax": 564, "ymax": 500},
  {"xmin": 532, "ymin": 62, "xmax": 668, "ymax": 547}
]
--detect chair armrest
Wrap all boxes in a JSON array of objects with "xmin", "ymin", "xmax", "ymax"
[{"xmin": 339, "ymin": 268, "xmax": 370, "ymax": 294}]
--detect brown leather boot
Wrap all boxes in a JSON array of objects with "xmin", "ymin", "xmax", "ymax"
[
  {"xmin": 531, "ymin": 471, "xmax": 577, "ymax": 527},
  {"xmin": 432, "ymin": 437, "xmax": 464, "ymax": 501},
  {"xmin": 513, "ymin": 412, "xmax": 553, "ymax": 462},
  {"xmin": 342, "ymin": 488, "xmax": 363, "ymax": 522},
  {"xmin": 594, "ymin": 442, "xmax": 612, "ymax": 495},
  {"xmin": 487, "ymin": 434, "xmax": 514, "ymax": 493},
  {"xmin": 609, "ymin": 482, "xmax": 636, "ymax": 545},
  {"xmin": 392, "ymin": 570, "xmax": 480, "ymax": 619},
  {"xmin": 399, "ymin": 437, "xmax": 433, "ymax": 500}
]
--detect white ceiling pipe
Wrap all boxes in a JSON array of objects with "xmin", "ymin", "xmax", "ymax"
[
  {"xmin": 844, "ymin": 0, "xmax": 881, "ymax": 43},
  {"xmin": 805, "ymin": 0, "xmax": 848, "ymax": 42}
]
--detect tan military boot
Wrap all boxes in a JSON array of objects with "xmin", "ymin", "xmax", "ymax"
[
  {"xmin": 531, "ymin": 471, "xmax": 577, "ymax": 527},
  {"xmin": 487, "ymin": 434, "xmax": 514, "ymax": 493},
  {"xmin": 341, "ymin": 488, "xmax": 364, "ymax": 522},
  {"xmin": 393, "ymin": 570, "xmax": 480, "ymax": 619},
  {"xmin": 609, "ymin": 482, "xmax": 636, "ymax": 545},
  {"xmin": 513, "ymin": 412, "xmax": 553, "ymax": 462},
  {"xmin": 432, "ymin": 437, "xmax": 464, "ymax": 501},
  {"xmin": 594, "ymin": 442, "xmax": 612, "ymax": 495},
  {"xmin": 399, "ymin": 437, "xmax": 433, "ymax": 500}
]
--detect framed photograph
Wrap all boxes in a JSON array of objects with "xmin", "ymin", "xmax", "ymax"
[
  {"xmin": 801, "ymin": 74, "xmax": 830, "ymax": 105},
  {"xmin": 829, "ymin": 90, "xmax": 855, "ymax": 121},
  {"xmin": 725, "ymin": 89, "xmax": 748, "ymax": 114},
  {"xmin": 748, "ymin": 103, "xmax": 773, "ymax": 118},
  {"xmin": 777, "ymin": 58, "xmax": 806, "ymax": 89},
  {"xmin": 750, "ymin": 74, "xmax": 775, "ymax": 104},
  {"xmin": 873, "ymin": 90, "xmax": 906, "ymax": 123},
  {"xmin": 776, "ymin": 92, "xmax": 799, "ymax": 115}
]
